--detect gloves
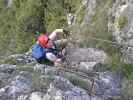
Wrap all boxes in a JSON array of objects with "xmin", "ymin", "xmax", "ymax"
[
  {"xmin": 54, "ymin": 29, "xmax": 64, "ymax": 33},
  {"xmin": 63, "ymin": 29, "xmax": 70, "ymax": 35}
]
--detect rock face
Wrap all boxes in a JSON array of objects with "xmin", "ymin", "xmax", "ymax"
[
  {"xmin": 1, "ymin": 0, "xmax": 130, "ymax": 99},
  {"xmin": 69, "ymin": 0, "xmax": 133, "ymax": 64},
  {"xmin": 81, "ymin": 0, "xmax": 97, "ymax": 25},
  {"xmin": 95, "ymin": 72, "xmax": 121, "ymax": 99},
  {"xmin": 0, "ymin": 71, "xmax": 32, "ymax": 100},
  {"xmin": 65, "ymin": 47, "xmax": 107, "ymax": 72},
  {"xmin": 0, "ymin": 66, "xmax": 121, "ymax": 100},
  {"xmin": 5, "ymin": 0, "xmax": 13, "ymax": 8},
  {"xmin": 67, "ymin": 48, "xmax": 107, "ymax": 63},
  {"xmin": 43, "ymin": 76, "xmax": 90, "ymax": 100},
  {"xmin": 108, "ymin": 0, "xmax": 133, "ymax": 64},
  {"xmin": 7, "ymin": 71, "xmax": 32, "ymax": 96},
  {"xmin": 0, "ymin": 46, "xmax": 122, "ymax": 100},
  {"xmin": 2, "ymin": 51, "xmax": 36, "ymax": 65}
]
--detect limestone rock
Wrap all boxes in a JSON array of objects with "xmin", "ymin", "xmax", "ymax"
[
  {"xmin": 95, "ymin": 72, "xmax": 122, "ymax": 99},
  {"xmin": 43, "ymin": 76, "xmax": 91, "ymax": 100},
  {"xmin": 7, "ymin": 71, "xmax": 32, "ymax": 96},
  {"xmin": 79, "ymin": 62, "xmax": 98, "ymax": 71},
  {"xmin": 30, "ymin": 92, "xmax": 44, "ymax": 100},
  {"xmin": 66, "ymin": 48, "xmax": 107, "ymax": 67},
  {"xmin": 109, "ymin": 1, "xmax": 133, "ymax": 63},
  {"xmin": 5, "ymin": 0, "xmax": 13, "ymax": 8}
]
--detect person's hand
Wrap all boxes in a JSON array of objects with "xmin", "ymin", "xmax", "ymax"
[{"xmin": 54, "ymin": 59, "xmax": 64, "ymax": 67}]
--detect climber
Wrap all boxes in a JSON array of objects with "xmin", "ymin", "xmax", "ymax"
[{"xmin": 32, "ymin": 29, "xmax": 69, "ymax": 67}]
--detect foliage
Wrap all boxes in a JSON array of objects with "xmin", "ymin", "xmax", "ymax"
[
  {"xmin": 91, "ymin": 0, "xmax": 113, "ymax": 37},
  {"xmin": 16, "ymin": 65, "xmax": 34, "ymax": 72},
  {"xmin": 45, "ymin": 0, "xmax": 81, "ymax": 31},
  {"xmin": 121, "ymin": 64, "xmax": 133, "ymax": 100},
  {"xmin": 115, "ymin": 16, "xmax": 128, "ymax": 29},
  {"xmin": 0, "ymin": 0, "xmax": 43, "ymax": 54},
  {"xmin": 76, "ymin": 7, "xmax": 85, "ymax": 24},
  {"xmin": 69, "ymin": 75, "xmax": 89, "ymax": 90},
  {"xmin": 71, "ymin": 0, "xmax": 114, "ymax": 52},
  {"xmin": 0, "ymin": 0, "xmax": 81, "ymax": 55}
]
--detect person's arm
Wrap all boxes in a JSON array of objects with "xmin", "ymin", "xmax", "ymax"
[
  {"xmin": 46, "ymin": 52, "xmax": 57, "ymax": 62},
  {"xmin": 45, "ymin": 52, "xmax": 62, "ymax": 66},
  {"xmin": 49, "ymin": 29, "xmax": 64, "ymax": 40}
]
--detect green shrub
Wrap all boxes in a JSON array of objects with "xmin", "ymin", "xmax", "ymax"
[
  {"xmin": 91, "ymin": 0, "xmax": 113, "ymax": 37},
  {"xmin": 0, "ymin": 0, "xmax": 45, "ymax": 54},
  {"xmin": 68, "ymin": 75, "xmax": 90, "ymax": 90},
  {"xmin": 115, "ymin": 16, "xmax": 128, "ymax": 29},
  {"xmin": 0, "ymin": 0, "xmax": 82, "ymax": 55}
]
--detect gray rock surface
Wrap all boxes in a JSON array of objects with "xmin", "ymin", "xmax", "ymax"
[
  {"xmin": 7, "ymin": 71, "xmax": 32, "ymax": 96},
  {"xmin": 122, "ymin": 46, "xmax": 133, "ymax": 63},
  {"xmin": 17, "ymin": 95, "xmax": 29, "ymax": 100},
  {"xmin": 95, "ymin": 72, "xmax": 121, "ymax": 99},
  {"xmin": 2, "ymin": 51, "xmax": 36, "ymax": 65},
  {"xmin": 0, "ymin": 41, "xmax": 122, "ymax": 100},
  {"xmin": 66, "ymin": 47, "xmax": 107, "ymax": 71},
  {"xmin": 43, "ymin": 76, "xmax": 90, "ymax": 100},
  {"xmin": 0, "ymin": 71, "xmax": 32, "ymax": 100},
  {"xmin": 0, "ymin": 64, "xmax": 16, "ymax": 73},
  {"xmin": 30, "ymin": 92, "xmax": 44, "ymax": 100},
  {"xmin": 0, "ymin": 64, "xmax": 16, "ymax": 79},
  {"xmin": 109, "ymin": 1, "xmax": 133, "ymax": 64},
  {"xmin": 5, "ymin": 0, "xmax": 13, "ymax": 8},
  {"xmin": 79, "ymin": 62, "xmax": 98, "ymax": 71},
  {"xmin": 0, "ymin": 51, "xmax": 121, "ymax": 100},
  {"xmin": 81, "ymin": 0, "xmax": 97, "ymax": 25}
]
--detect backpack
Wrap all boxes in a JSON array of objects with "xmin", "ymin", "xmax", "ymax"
[{"xmin": 32, "ymin": 43, "xmax": 46, "ymax": 59}]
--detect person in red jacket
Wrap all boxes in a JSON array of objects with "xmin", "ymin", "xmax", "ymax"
[{"xmin": 37, "ymin": 29, "xmax": 69, "ymax": 67}]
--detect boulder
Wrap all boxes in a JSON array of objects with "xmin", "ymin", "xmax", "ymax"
[
  {"xmin": 43, "ymin": 76, "xmax": 91, "ymax": 100},
  {"xmin": 30, "ymin": 92, "xmax": 44, "ymax": 100},
  {"xmin": 65, "ymin": 47, "xmax": 107, "ymax": 72},
  {"xmin": 17, "ymin": 95, "xmax": 29, "ymax": 100},
  {"xmin": 5, "ymin": 0, "xmax": 13, "ymax": 8},
  {"xmin": 94, "ymin": 72, "xmax": 122, "ymax": 99},
  {"xmin": 3, "ymin": 51, "xmax": 36, "ymax": 65}
]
